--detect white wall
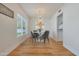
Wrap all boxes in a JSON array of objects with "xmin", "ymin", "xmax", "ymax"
[
  {"xmin": 50, "ymin": 13, "xmax": 57, "ymax": 40},
  {"xmin": 50, "ymin": 7, "xmax": 63, "ymax": 41},
  {"xmin": 50, "ymin": 4, "xmax": 79, "ymax": 55},
  {"xmin": 44, "ymin": 18, "xmax": 54, "ymax": 38},
  {"xmin": 0, "ymin": 3, "xmax": 29, "ymax": 55},
  {"xmin": 63, "ymin": 4, "xmax": 79, "ymax": 56}
]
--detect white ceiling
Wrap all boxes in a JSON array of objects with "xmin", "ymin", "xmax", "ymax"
[{"xmin": 20, "ymin": 3, "xmax": 64, "ymax": 20}]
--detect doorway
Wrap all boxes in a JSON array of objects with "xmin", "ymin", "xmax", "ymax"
[{"xmin": 57, "ymin": 13, "xmax": 63, "ymax": 42}]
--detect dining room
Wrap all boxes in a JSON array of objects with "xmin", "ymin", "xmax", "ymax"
[{"xmin": 0, "ymin": 3, "xmax": 77, "ymax": 56}]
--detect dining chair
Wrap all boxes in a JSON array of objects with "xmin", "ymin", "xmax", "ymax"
[
  {"xmin": 31, "ymin": 31, "xmax": 39, "ymax": 42},
  {"xmin": 40, "ymin": 31, "xmax": 49, "ymax": 43}
]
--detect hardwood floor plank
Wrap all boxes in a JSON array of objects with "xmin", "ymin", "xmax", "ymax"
[{"xmin": 8, "ymin": 38, "xmax": 75, "ymax": 56}]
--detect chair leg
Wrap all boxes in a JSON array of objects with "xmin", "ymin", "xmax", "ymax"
[
  {"xmin": 40, "ymin": 37, "xmax": 42, "ymax": 42},
  {"xmin": 37, "ymin": 37, "xmax": 38, "ymax": 42},
  {"xmin": 44, "ymin": 39, "xmax": 45, "ymax": 43},
  {"xmin": 35, "ymin": 38, "xmax": 36, "ymax": 42},
  {"xmin": 47, "ymin": 37, "xmax": 49, "ymax": 42},
  {"xmin": 40, "ymin": 39, "xmax": 41, "ymax": 42}
]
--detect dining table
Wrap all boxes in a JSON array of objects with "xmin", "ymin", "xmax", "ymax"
[{"xmin": 32, "ymin": 29, "xmax": 45, "ymax": 42}]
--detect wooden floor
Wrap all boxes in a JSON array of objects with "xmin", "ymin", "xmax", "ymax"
[{"xmin": 8, "ymin": 38, "xmax": 75, "ymax": 56}]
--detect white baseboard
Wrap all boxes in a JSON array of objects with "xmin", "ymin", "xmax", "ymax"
[
  {"xmin": 64, "ymin": 43, "xmax": 79, "ymax": 56},
  {"xmin": 0, "ymin": 35, "xmax": 29, "ymax": 56}
]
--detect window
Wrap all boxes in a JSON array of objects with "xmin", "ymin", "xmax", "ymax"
[{"xmin": 17, "ymin": 14, "xmax": 28, "ymax": 37}]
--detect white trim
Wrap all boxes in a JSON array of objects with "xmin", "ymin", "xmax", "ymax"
[{"xmin": 64, "ymin": 43, "xmax": 79, "ymax": 56}]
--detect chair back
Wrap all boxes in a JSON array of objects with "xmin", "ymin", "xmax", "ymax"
[
  {"xmin": 31, "ymin": 31, "xmax": 39, "ymax": 38},
  {"xmin": 31, "ymin": 31, "xmax": 35, "ymax": 38},
  {"xmin": 42, "ymin": 31, "xmax": 49, "ymax": 39}
]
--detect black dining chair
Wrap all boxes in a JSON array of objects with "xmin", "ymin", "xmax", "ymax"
[
  {"xmin": 40, "ymin": 31, "xmax": 49, "ymax": 43},
  {"xmin": 31, "ymin": 31, "xmax": 39, "ymax": 42}
]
